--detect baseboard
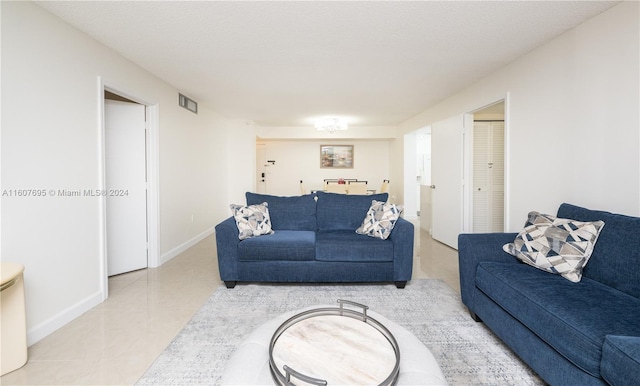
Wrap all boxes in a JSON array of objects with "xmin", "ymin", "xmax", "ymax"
[
  {"xmin": 27, "ymin": 227, "xmax": 215, "ymax": 346},
  {"xmin": 27, "ymin": 290, "xmax": 104, "ymax": 346},
  {"xmin": 159, "ymin": 226, "xmax": 215, "ymax": 266}
]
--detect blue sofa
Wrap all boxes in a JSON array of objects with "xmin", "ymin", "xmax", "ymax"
[
  {"xmin": 215, "ymin": 191, "xmax": 414, "ymax": 289},
  {"xmin": 459, "ymin": 203, "xmax": 640, "ymax": 385}
]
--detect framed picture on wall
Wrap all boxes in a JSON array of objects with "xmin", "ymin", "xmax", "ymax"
[{"xmin": 320, "ymin": 145, "xmax": 354, "ymax": 168}]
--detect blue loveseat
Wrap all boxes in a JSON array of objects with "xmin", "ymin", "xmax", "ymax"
[
  {"xmin": 215, "ymin": 191, "xmax": 414, "ymax": 289},
  {"xmin": 459, "ymin": 203, "xmax": 640, "ymax": 385}
]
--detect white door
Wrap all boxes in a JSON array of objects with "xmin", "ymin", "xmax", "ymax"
[
  {"xmin": 105, "ymin": 100, "xmax": 148, "ymax": 276},
  {"xmin": 490, "ymin": 122, "xmax": 505, "ymax": 231},
  {"xmin": 473, "ymin": 121, "xmax": 505, "ymax": 232},
  {"xmin": 431, "ymin": 115, "xmax": 464, "ymax": 249}
]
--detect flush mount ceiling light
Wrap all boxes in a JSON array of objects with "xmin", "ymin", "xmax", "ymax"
[{"xmin": 315, "ymin": 117, "xmax": 348, "ymax": 134}]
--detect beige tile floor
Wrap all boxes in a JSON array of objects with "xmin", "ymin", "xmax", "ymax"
[{"xmin": 1, "ymin": 220, "xmax": 458, "ymax": 385}]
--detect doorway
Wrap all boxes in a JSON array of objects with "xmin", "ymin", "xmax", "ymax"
[
  {"xmin": 403, "ymin": 130, "xmax": 431, "ymax": 221},
  {"xmin": 470, "ymin": 101, "xmax": 505, "ymax": 233},
  {"xmin": 104, "ymin": 95, "xmax": 148, "ymax": 276},
  {"xmin": 419, "ymin": 98, "xmax": 506, "ymax": 250},
  {"xmin": 99, "ymin": 82, "xmax": 159, "ymax": 298}
]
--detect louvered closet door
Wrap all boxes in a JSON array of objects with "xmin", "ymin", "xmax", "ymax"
[
  {"xmin": 491, "ymin": 123, "xmax": 505, "ymax": 232},
  {"xmin": 472, "ymin": 121, "xmax": 504, "ymax": 233},
  {"xmin": 473, "ymin": 122, "xmax": 491, "ymax": 232}
]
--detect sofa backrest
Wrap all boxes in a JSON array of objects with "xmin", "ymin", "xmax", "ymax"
[
  {"xmin": 246, "ymin": 192, "xmax": 317, "ymax": 231},
  {"xmin": 316, "ymin": 191, "xmax": 389, "ymax": 231},
  {"xmin": 557, "ymin": 203, "xmax": 640, "ymax": 299}
]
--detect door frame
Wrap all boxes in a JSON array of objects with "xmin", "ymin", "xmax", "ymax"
[
  {"xmin": 464, "ymin": 93, "xmax": 510, "ymax": 233},
  {"xmin": 97, "ymin": 77, "xmax": 159, "ymax": 300},
  {"xmin": 421, "ymin": 93, "xmax": 510, "ymax": 249}
]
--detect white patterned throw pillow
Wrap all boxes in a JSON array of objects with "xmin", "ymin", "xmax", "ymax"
[
  {"xmin": 503, "ymin": 211, "xmax": 605, "ymax": 282},
  {"xmin": 230, "ymin": 202, "xmax": 274, "ymax": 240},
  {"xmin": 356, "ymin": 200, "xmax": 404, "ymax": 240}
]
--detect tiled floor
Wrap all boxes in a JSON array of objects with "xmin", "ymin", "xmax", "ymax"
[
  {"xmin": 413, "ymin": 222, "xmax": 461, "ymax": 293},
  {"xmin": 1, "ymin": 220, "xmax": 458, "ymax": 385}
]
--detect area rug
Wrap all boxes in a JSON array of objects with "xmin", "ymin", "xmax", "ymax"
[{"xmin": 136, "ymin": 280, "xmax": 543, "ymax": 385}]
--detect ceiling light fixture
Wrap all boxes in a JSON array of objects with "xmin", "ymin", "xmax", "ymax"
[{"xmin": 315, "ymin": 117, "xmax": 348, "ymax": 133}]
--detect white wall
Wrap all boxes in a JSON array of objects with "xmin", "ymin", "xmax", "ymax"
[
  {"xmin": 388, "ymin": 136, "xmax": 406, "ymax": 214},
  {"xmin": 397, "ymin": 1, "xmax": 640, "ymax": 230},
  {"xmin": 416, "ymin": 131, "xmax": 431, "ymax": 185},
  {"xmin": 255, "ymin": 125, "xmax": 398, "ymax": 198},
  {"xmin": 157, "ymin": 99, "xmax": 230, "ymax": 264},
  {"xmin": 403, "ymin": 132, "xmax": 418, "ymax": 217},
  {"xmin": 226, "ymin": 120, "xmax": 258, "ymax": 205},
  {"xmin": 1, "ymin": 2, "xmax": 233, "ymax": 344},
  {"xmin": 257, "ymin": 140, "xmax": 391, "ymax": 197}
]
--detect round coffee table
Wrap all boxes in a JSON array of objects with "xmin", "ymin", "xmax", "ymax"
[
  {"xmin": 269, "ymin": 300, "xmax": 399, "ymax": 385},
  {"xmin": 221, "ymin": 302, "xmax": 448, "ymax": 385}
]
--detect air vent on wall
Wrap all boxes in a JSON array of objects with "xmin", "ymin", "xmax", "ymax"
[{"xmin": 178, "ymin": 93, "xmax": 198, "ymax": 114}]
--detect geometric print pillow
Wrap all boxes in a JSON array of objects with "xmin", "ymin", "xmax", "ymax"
[
  {"xmin": 503, "ymin": 211, "xmax": 605, "ymax": 283},
  {"xmin": 356, "ymin": 200, "xmax": 404, "ymax": 240},
  {"xmin": 230, "ymin": 202, "xmax": 274, "ymax": 240}
]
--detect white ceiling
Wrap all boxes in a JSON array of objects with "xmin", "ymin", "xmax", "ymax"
[{"xmin": 36, "ymin": 1, "xmax": 617, "ymax": 127}]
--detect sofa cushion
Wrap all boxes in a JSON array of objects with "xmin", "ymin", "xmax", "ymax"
[
  {"xmin": 601, "ymin": 335, "xmax": 640, "ymax": 386},
  {"xmin": 502, "ymin": 211, "xmax": 604, "ymax": 282},
  {"xmin": 246, "ymin": 192, "xmax": 317, "ymax": 231},
  {"xmin": 557, "ymin": 203, "xmax": 640, "ymax": 298},
  {"xmin": 238, "ymin": 230, "xmax": 315, "ymax": 261},
  {"xmin": 356, "ymin": 200, "xmax": 404, "ymax": 240},
  {"xmin": 475, "ymin": 262, "xmax": 640, "ymax": 378},
  {"xmin": 316, "ymin": 191, "xmax": 389, "ymax": 231},
  {"xmin": 316, "ymin": 230, "xmax": 394, "ymax": 262},
  {"xmin": 230, "ymin": 202, "xmax": 274, "ymax": 240}
]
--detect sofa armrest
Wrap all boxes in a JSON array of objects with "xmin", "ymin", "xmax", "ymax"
[
  {"xmin": 389, "ymin": 217, "xmax": 414, "ymax": 282},
  {"xmin": 602, "ymin": 335, "xmax": 640, "ymax": 386},
  {"xmin": 458, "ymin": 232, "xmax": 518, "ymax": 312},
  {"xmin": 215, "ymin": 216, "xmax": 241, "ymax": 282}
]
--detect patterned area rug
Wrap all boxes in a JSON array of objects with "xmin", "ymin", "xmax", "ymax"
[{"xmin": 136, "ymin": 280, "xmax": 543, "ymax": 385}]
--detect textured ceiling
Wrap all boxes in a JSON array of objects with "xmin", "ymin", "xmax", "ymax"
[{"xmin": 36, "ymin": 1, "xmax": 617, "ymax": 127}]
